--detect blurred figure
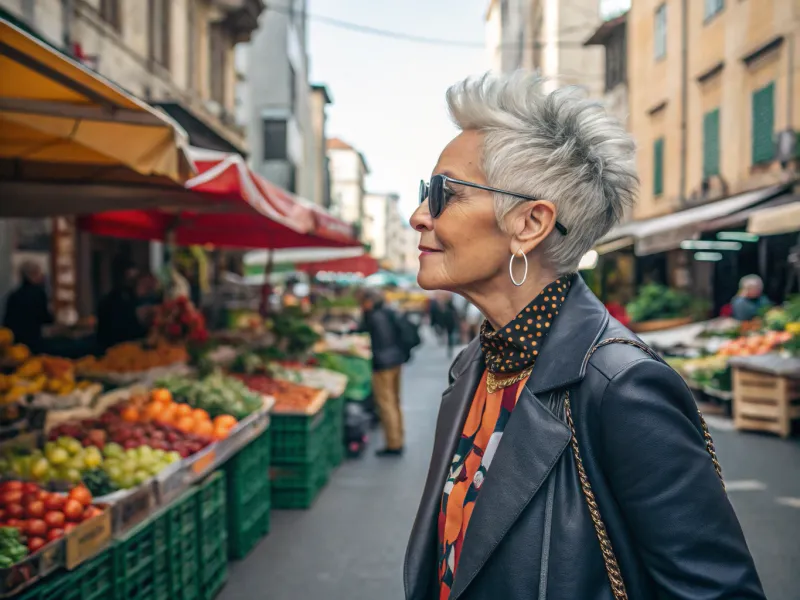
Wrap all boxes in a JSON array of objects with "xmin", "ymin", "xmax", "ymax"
[
  {"xmin": 135, "ymin": 272, "xmax": 163, "ymax": 330},
  {"xmin": 2, "ymin": 261, "xmax": 53, "ymax": 352},
  {"xmin": 96, "ymin": 258, "xmax": 147, "ymax": 350},
  {"xmin": 436, "ymin": 292, "xmax": 460, "ymax": 357},
  {"xmin": 731, "ymin": 275, "xmax": 772, "ymax": 321},
  {"xmin": 358, "ymin": 289, "xmax": 407, "ymax": 457}
]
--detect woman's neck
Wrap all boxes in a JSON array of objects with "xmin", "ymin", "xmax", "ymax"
[{"xmin": 461, "ymin": 269, "xmax": 559, "ymax": 330}]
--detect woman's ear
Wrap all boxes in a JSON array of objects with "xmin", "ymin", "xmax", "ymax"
[{"xmin": 506, "ymin": 201, "xmax": 557, "ymax": 255}]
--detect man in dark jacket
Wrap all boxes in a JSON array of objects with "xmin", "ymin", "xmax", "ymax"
[
  {"xmin": 96, "ymin": 259, "xmax": 148, "ymax": 351},
  {"xmin": 3, "ymin": 262, "xmax": 53, "ymax": 353},
  {"xmin": 359, "ymin": 289, "xmax": 407, "ymax": 457}
]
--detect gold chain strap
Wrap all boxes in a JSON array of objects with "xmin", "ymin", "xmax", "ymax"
[{"xmin": 565, "ymin": 337, "xmax": 726, "ymax": 600}]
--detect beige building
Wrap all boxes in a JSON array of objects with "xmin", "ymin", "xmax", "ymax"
[
  {"xmin": 327, "ymin": 138, "xmax": 369, "ymax": 232},
  {"xmin": 628, "ymin": 0, "xmax": 800, "ymax": 220},
  {"xmin": 309, "ymin": 85, "xmax": 333, "ymax": 208}
]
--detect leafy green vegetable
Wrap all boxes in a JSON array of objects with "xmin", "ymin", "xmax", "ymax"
[
  {"xmin": 156, "ymin": 372, "xmax": 263, "ymax": 419},
  {"xmin": 626, "ymin": 284, "xmax": 708, "ymax": 323}
]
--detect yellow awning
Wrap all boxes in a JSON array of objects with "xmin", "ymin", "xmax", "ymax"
[
  {"xmin": 0, "ymin": 18, "xmax": 194, "ymax": 214},
  {"xmin": 747, "ymin": 198, "xmax": 800, "ymax": 236}
]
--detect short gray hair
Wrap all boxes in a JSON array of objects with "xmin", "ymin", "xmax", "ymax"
[
  {"xmin": 740, "ymin": 274, "xmax": 763, "ymax": 292},
  {"xmin": 446, "ymin": 71, "xmax": 638, "ymax": 272}
]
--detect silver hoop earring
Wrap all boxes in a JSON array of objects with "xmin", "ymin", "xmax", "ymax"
[{"xmin": 509, "ymin": 249, "xmax": 528, "ymax": 287}]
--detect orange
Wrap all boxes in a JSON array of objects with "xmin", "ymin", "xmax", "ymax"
[
  {"xmin": 142, "ymin": 402, "xmax": 162, "ymax": 422},
  {"xmin": 121, "ymin": 406, "xmax": 140, "ymax": 423},
  {"xmin": 151, "ymin": 388, "xmax": 173, "ymax": 405},
  {"xmin": 212, "ymin": 423, "xmax": 232, "ymax": 440},
  {"xmin": 175, "ymin": 403, "xmax": 193, "ymax": 418},
  {"xmin": 213, "ymin": 415, "xmax": 237, "ymax": 430},
  {"xmin": 194, "ymin": 420, "xmax": 214, "ymax": 438},
  {"xmin": 158, "ymin": 404, "xmax": 177, "ymax": 424},
  {"xmin": 176, "ymin": 416, "xmax": 195, "ymax": 433},
  {"xmin": 191, "ymin": 408, "xmax": 210, "ymax": 423}
]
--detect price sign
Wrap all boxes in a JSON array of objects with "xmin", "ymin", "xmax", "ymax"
[
  {"xmin": 191, "ymin": 448, "xmax": 217, "ymax": 477},
  {"xmin": 65, "ymin": 509, "xmax": 112, "ymax": 570}
]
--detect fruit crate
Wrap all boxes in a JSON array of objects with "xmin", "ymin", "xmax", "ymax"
[
  {"xmin": 270, "ymin": 445, "xmax": 328, "ymax": 490},
  {"xmin": 271, "ymin": 458, "xmax": 329, "ymax": 510},
  {"xmin": 196, "ymin": 472, "xmax": 228, "ymax": 600},
  {"xmin": 113, "ymin": 510, "xmax": 170, "ymax": 600},
  {"xmin": 271, "ymin": 408, "xmax": 328, "ymax": 463},
  {"xmin": 325, "ymin": 396, "xmax": 345, "ymax": 469},
  {"xmin": 224, "ymin": 428, "xmax": 271, "ymax": 560},
  {"xmin": 163, "ymin": 487, "xmax": 200, "ymax": 600}
]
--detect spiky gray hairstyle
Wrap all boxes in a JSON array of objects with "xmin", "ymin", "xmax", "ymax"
[{"xmin": 446, "ymin": 71, "xmax": 638, "ymax": 273}]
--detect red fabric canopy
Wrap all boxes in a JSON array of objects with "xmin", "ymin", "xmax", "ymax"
[
  {"xmin": 78, "ymin": 148, "xmax": 359, "ymax": 249},
  {"xmin": 297, "ymin": 254, "xmax": 380, "ymax": 277}
]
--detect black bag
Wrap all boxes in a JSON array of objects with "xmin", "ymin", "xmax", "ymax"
[{"xmin": 392, "ymin": 311, "xmax": 421, "ymax": 357}]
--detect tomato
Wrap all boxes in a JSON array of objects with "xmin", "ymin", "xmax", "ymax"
[
  {"xmin": 26, "ymin": 519, "xmax": 47, "ymax": 537},
  {"xmin": 63, "ymin": 523, "xmax": 77, "ymax": 534},
  {"xmin": 0, "ymin": 509, "xmax": 6, "ymax": 521},
  {"xmin": 5, "ymin": 518, "xmax": 22, "ymax": 528},
  {"xmin": 0, "ymin": 490, "xmax": 23, "ymax": 506},
  {"xmin": 0, "ymin": 481, "xmax": 23, "ymax": 492},
  {"xmin": 27, "ymin": 537, "xmax": 46, "ymax": 553},
  {"xmin": 63, "ymin": 499, "xmax": 83, "ymax": 522},
  {"xmin": 6, "ymin": 504, "xmax": 24, "ymax": 519},
  {"xmin": 83, "ymin": 506, "xmax": 102, "ymax": 521},
  {"xmin": 68, "ymin": 486, "xmax": 92, "ymax": 508},
  {"xmin": 44, "ymin": 511, "xmax": 65, "ymax": 529},
  {"xmin": 25, "ymin": 500, "xmax": 45, "ymax": 519},
  {"xmin": 43, "ymin": 494, "xmax": 65, "ymax": 511},
  {"xmin": 21, "ymin": 482, "xmax": 40, "ymax": 495},
  {"xmin": 46, "ymin": 528, "xmax": 64, "ymax": 542}
]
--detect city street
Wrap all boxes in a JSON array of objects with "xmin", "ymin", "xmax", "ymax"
[{"xmin": 220, "ymin": 335, "xmax": 800, "ymax": 600}]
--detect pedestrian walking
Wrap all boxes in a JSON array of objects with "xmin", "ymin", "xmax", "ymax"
[
  {"xmin": 436, "ymin": 292, "xmax": 460, "ymax": 357},
  {"xmin": 405, "ymin": 72, "xmax": 764, "ymax": 600},
  {"xmin": 359, "ymin": 289, "xmax": 410, "ymax": 457}
]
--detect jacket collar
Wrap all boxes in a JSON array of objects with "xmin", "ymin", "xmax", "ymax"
[{"xmin": 404, "ymin": 276, "xmax": 610, "ymax": 600}]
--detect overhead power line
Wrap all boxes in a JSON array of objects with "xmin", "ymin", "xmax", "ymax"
[{"xmin": 264, "ymin": 3, "xmax": 591, "ymax": 49}]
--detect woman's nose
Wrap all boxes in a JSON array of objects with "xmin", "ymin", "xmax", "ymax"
[{"xmin": 410, "ymin": 200, "xmax": 433, "ymax": 232}]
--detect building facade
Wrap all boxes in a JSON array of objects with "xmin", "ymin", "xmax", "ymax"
[
  {"xmin": 363, "ymin": 193, "xmax": 390, "ymax": 262},
  {"xmin": 628, "ymin": 0, "xmax": 800, "ymax": 220},
  {"xmin": 308, "ymin": 84, "xmax": 333, "ymax": 208},
  {"xmin": 327, "ymin": 138, "xmax": 369, "ymax": 232}
]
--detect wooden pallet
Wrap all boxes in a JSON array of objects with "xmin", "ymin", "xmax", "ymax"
[{"xmin": 733, "ymin": 367, "xmax": 800, "ymax": 438}]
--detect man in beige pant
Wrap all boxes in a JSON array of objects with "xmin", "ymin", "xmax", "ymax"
[{"xmin": 359, "ymin": 290, "xmax": 408, "ymax": 456}]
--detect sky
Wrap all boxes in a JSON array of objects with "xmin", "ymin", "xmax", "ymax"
[{"xmin": 307, "ymin": 0, "xmax": 489, "ymax": 221}]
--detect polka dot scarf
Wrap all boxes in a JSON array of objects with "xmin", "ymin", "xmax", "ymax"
[{"xmin": 480, "ymin": 276, "xmax": 573, "ymax": 374}]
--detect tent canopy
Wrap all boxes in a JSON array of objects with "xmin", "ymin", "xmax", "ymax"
[{"xmin": 0, "ymin": 18, "xmax": 193, "ymax": 215}]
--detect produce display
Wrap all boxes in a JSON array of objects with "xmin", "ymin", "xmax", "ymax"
[
  {"xmin": 626, "ymin": 284, "xmax": 708, "ymax": 324},
  {"xmin": 0, "ymin": 328, "xmax": 30, "ymax": 367},
  {"xmin": 0, "ymin": 481, "xmax": 101, "ymax": 557},
  {"xmin": 0, "ymin": 355, "xmax": 95, "ymax": 405},
  {"xmin": 154, "ymin": 374, "xmax": 262, "ymax": 422},
  {"xmin": 235, "ymin": 375, "xmax": 321, "ymax": 413},
  {"xmin": 266, "ymin": 308, "xmax": 322, "ymax": 356},
  {"xmin": 0, "ymin": 436, "xmax": 103, "ymax": 485},
  {"xmin": 74, "ymin": 341, "xmax": 188, "ymax": 376},
  {"xmin": 717, "ymin": 331, "xmax": 792, "ymax": 357},
  {"xmin": 151, "ymin": 296, "xmax": 209, "ymax": 344},
  {"xmin": 98, "ymin": 443, "xmax": 180, "ymax": 490}
]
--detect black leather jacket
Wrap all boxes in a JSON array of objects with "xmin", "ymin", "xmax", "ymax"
[{"xmin": 404, "ymin": 278, "xmax": 764, "ymax": 600}]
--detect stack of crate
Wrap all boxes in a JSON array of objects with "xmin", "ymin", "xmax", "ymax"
[
  {"xmin": 224, "ymin": 427, "xmax": 271, "ymax": 559},
  {"xmin": 325, "ymin": 396, "xmax": 346, "ymax": 470},
  {"xmin": 270, "ymin": 405, "xmax": 330, "ymax": 509}
]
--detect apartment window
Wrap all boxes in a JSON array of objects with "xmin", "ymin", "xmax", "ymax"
[
  {"xmin": 752, "ymin": 82, "xmax": 775, "ymax": 165},
  {"xmin": 704, "ymin": 0, "xmax": 724, "ymax": 20},
  {"xmin": 262, "ymin": 119, "xmax": 288, "ymax": 160},
  {"xmin": 148, "ymin": 0, "xmax": 171, "ymax": 69},
  {"xmin": 209, "ymin": 23, "xmax": 227, "ymax": 105},
  {"xmin": 99, "ymin": 0, "xmax": 121, "ymax": 32},
  {"xmin": 653, "ymin": 138, "xmax": 665, "ymax": 196},
  {"xmin": 703, "ymin": 108, "xmax": 720, "ymax": 178},
  {"xmin": 654, "ymin": 4, "xmax": 667, "ymax": 60}
]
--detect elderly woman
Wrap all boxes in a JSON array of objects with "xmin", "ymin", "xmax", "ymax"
[{"xmin": 404, "ymin": 73, "xmax": 764, "ymax": 600}]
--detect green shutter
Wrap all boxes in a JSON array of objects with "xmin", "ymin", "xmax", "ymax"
[
  {"xmin": 752, "ymin": 82, "xmax": 775, "ymax": 165},
  {"xmin": 653, "ymin": 138, "xmax": 664, "ymax": 196},
  {"xmin": 703, "ymin": 108, "xmax": 720, "ymax": 178}
]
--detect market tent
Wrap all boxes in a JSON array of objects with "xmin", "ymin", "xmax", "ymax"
[
  {"xmin": 747, "ymin": 197, "xmax": 800, "ymax": 236},
  {"xmin": 297, "ymin": 254, "xmax": 380, "ymax": 277},
  {"xmin": 79, "ymin": 147, "xmax": 361, "ymax": 249},
  {"xmin": 0, "ymin": 18, "xmax": 193, "ymax": 215}
]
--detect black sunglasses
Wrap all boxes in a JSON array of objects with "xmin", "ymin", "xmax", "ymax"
[{"xmin": 419, "ymin": 174, "xmax": 568, "ymax": 236}]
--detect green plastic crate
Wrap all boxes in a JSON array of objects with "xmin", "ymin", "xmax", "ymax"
[
  {"xmin": 163, "ymin": 487, "xmax": 200, "ymax": 600},
  {"xmin": 271, "ymin": 462, "xmax": 329, "ymax": 509},
  {"xmin": 227, "ymin": 491, "xmax": 270, "ymax": 559},
  {"xmin": 196, "ymin": 472, "xmax": 228, "ymax": 600},
  {"xmin": 75, "ymin": 552, "xmax": 115, "ymax": 600},
  {"xmin": 325, "ymin": 396, "xmax": 345, "ymax": 469},
  {"xmin": 271, "ymin": 409, "xmax": 328, "ymax": 463},
  {"xmin": 270, "ymin": 450, "xmax": 328, "ymax": 489},
  {"xmin": 113, "ymin": 510, "xmax": 170, "ymax": 600}
]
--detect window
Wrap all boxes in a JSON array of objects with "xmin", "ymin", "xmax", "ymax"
[
  {"xmin": 704, "ymin": 0, "xmax": 724, "ymax": 20},
  {"xmin": 148, "ymin": 0, "xmax": 171, "ymax": 69},
  {"xmin": 654, "ymin": 4, "xmax": 667, "ymax": 60},
  {"xmin": 703, "ymin": 108, "xmax": 720, "ymax": 178},
  {"xmin": 605, "ymin": 32, "xmax": 626, "ymax": 91},
  {"xmin": 99, "ymin": 0, "xmax": 121, "ymax": 32},
  {"xmin": 653, "ymin": 138, "xmax": 665, "ymax": 196},
  {"xmin": 752, "ymin": 82, "xmax": 775, "ymax": 165},
  {"xmin": 209, "ymin": 23, "xmax": 227, "ymax": 105},
  {"xmin": 262, "ymin": 119, "xmax": 288, "ymax": 160}
]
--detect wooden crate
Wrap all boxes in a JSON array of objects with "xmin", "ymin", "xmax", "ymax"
[{"xmin": 732, "ymin": 367, "xmax": 800, "ymax": 438}]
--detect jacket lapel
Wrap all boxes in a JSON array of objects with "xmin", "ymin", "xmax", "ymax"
[
  {"xmin": 448, "ymin": 386, "xmax": 572, "ymax": 600},
  {"xmin": 404, "ymin": 342, "xmax": 483, "ymax": 600}
]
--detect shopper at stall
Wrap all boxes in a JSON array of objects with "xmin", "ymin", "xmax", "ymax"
[
  {"xmin": 731, "ymin": 275, "xmax": 772, "ymax": 321},
  {"xmin": 2, "ymin": 261, "xmax": 53, "ymax": 353},
  {"xmin": 358, "ymin": 289, "xmax": 407, "ymax": 457},
  {"xmin": 96, "ymin": 258, "xmax": 148, "ymax": 351},
  {"xmin": 405, "ymin": 72, "xmax": 764, "ymax": 600}
]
